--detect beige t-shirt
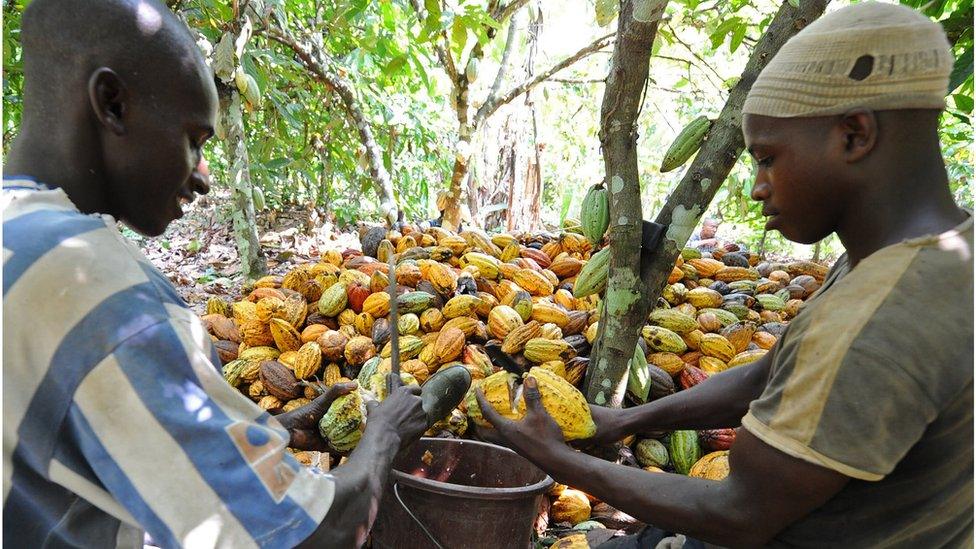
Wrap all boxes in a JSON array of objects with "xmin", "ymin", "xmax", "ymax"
[{"xmin": 741, "ymin": 215, "xmax": 974, "ymax": 547}]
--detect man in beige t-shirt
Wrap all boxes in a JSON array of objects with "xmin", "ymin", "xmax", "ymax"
[{"xmin": 476, "ymin": 3, "xmax": 973, "ymax": 546}]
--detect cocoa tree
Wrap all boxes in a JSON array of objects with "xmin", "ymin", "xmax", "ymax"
[
  {"xmin": 266, "ymin": 26, "xmax": 399, "ymax": 226},
  {"xmin": 411, "ymin": 0, "xmax": 615, "ymax": 231},
  {"xmin": 585, "ymin": 0, "xmax": 831, "ymax": 406},
  {"xmin": 210, "ymin": 8, "xmax": 268, "ymax": 279}
]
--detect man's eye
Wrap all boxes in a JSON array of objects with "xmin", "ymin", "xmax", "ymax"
[{"xmin": 756, "ymin": 156, "xmax": 773, "ymax": 167}]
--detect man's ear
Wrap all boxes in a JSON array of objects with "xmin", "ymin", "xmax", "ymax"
[
  {"xmin": 837, "ymin": 108, "xmax": 877, "ymax": 163},
  {"xmin": 88, "ymin": 68, "xmax": 127, "ymax": 136}
]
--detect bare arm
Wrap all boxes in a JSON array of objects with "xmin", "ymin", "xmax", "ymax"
[
  {"xmin": 543, "ymin": 430, "xmax": 847, "ymax": 546},
  {"xmin": 478, "ymin": 375, "xmax": 847, "ymax": 547},
  {"xmin": 297, "ymin": 382, "xmax": 427, "ymax": 549}
]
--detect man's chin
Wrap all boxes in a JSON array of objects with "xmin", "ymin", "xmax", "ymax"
[{"xmin": 122, "ymin": 217, "xmax": 169, "ymax": 238}]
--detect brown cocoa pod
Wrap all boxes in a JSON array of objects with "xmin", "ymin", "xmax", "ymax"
[
  {"xmin": 259, "ymin": 360, "xmax": 302, "ymax": 400},
  {"xmin": 213, "ymin": 340, "xmax": 239, "ymax": 365}
]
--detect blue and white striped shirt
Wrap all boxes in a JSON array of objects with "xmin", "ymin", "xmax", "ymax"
[{"xmin": 3, "ymin": 179, "xmax": 335, "ymax": 548}]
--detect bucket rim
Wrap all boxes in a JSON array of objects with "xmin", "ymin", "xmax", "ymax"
[{"xmin": 390, "ymin": 438, "xmax": 554, "ymax": 501}]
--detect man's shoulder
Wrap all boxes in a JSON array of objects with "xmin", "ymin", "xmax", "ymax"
[{"xmin": 4, "ymin": 186, "xmax": 190, "ymax": 326}]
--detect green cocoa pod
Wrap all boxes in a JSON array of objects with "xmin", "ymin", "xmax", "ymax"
[
  {"xmin": 581, "ymin": 184, "xmax": 610, "ymax": 246},
  {"xmin": 573, "ymin": 247, "xmax": 610, "ymax": 298},
  {"xmin": 661, "ymin": 116, "xmax": 712, "ymax": 173}
]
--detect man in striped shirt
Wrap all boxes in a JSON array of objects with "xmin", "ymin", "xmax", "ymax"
[{"xmin": 3, "ymin": 0, "xmax": 427, "ymax": 547}]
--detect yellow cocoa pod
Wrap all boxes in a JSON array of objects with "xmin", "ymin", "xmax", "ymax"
[
  {"xmin": 282, "ymin": 397, "xmax": 312, "ymax": 413},
  {"xmin": 323, "ymin": 363, "xmax": 342, "ymax": 386},
  {"xmin": 516, "ymin": 367, "xmax": 596, "ymax": 441},
  {"xmin": 433, "ymin": 327, "xmax": 466, "ymax": 364},
  {"xmin": 501, "ymin": 242, "xmax": 521, "ymax": 262},
  {"xmin": 681, "ymin": 329, "xmax": 704, "ymax": 351},
  {"xmin": 427, "ymin": 262, "xmax": 458, "ymax": 295},
  {"xmin": 206, "ymin": 297, "xmax": 233, "ymax": 317},
  {"xmin": 441, "ymin": 316, "xmax": 480, "ymax": 338},
  {"xmin": 253, "ymin": 275, "xmax": 283, "ymax": 289},
  {"xmin": 302, "ymin": 324, "xmax": 328, "ymax": 344},
  {"xmin": 293, "ymin": 341, "xmax": 323, "ymax": 379},
  {"xmin": 362, "ymin": 292, "xmax": 391, "ymax": 318},
  {"xmin": 686, "ymin": 287, "xmax": 723, "ymax": 309},
  {"xmin": 270, "ymin": 318, "xmax": 302, "ymax": 352},
  {"xmin": 585, "ymin": 322, "xmax": 599, "ymax": 344},
  {"xmin": 239, "ymin": 346, "xmax": 280, "ymax": 362},
  {"xmin": 248, "ymin": 379, "xmax": 266, "ymax": 399},
  {"xmin": 550, "ymin": 489, "xmax": 591, "ymax": 526},
  {"xmin": 338, "ymin": 308, "xmax": 357, "ymax": 327},
  {"xmin": 699, "ymin": 333, "xmax": 736, "ymax": 363},
  {"xmin": 475, "ymin": 292, "xmax": 498, "ymax": 318},
  {"xmin": 460, "ymin": 252, "xmax": 500, "ymax": 279},
  {"xmin": 648, "ymin": 352, "xmax": 685, "ymax": 376},
  {"xmin": 539, "ymin": 323, "xmax": 564, "ymax": 340},
  {"xmin": 241, "ymin": 319, "xmax": 274, "ymax": 347},
  {"xmin": 420, "ymin": 308, "xmax": 445, "ymax": 333},
  {"xmin": 514, "ymin": 269, "xmax": 554, "ymax": 297},
  {"xmin": 530, "ymin": 302, "xmax": 571, "ymax": 328},
  {"xmin": 442, "ymin": 295, "xmax": 482, "ymax": 319},
  {"xmin": 488, "ymin": 305, "xmax": 524, "ymax": 340},
  {"xmin": 689, "ymin": 451, "xmax": 730, "ymax": 481},
  {"xmin": 713, "ymin": 266, "xmax": 760, "ymax": 282},
  {"xmin": 282, "ymin": 265, "xmax": 314, "ymax": 293},
  {"xmin": 549, "ymin": 256, "xmax": 584, "ymax": 279},
  {"xmin": 355, "ymin": 312, "xmax": 375, "ymax": 337},
  {"xmin": 523, "ymin": 338, "xmax": 576, "ymax": 364},
  {"xmin": 278, "ymin": 351, "xmax": 298, "ymax": 369},
  {"xmin": 728, "ymin": 349, "xmax": 767, "ymax": 368},
  {"xmin": 699, "ymin": 356, "xmax": 729, "ymax": 375},
  {"xmin": 233, "ymin": 301, "xmax": 259, "ymax": 324},
  {"xmin": 464, "ymin": 372, "xmax": 523, "ymax": 426},
  {"xmin": 258, "ymin": 395, "xmax": 283, "ymax": 411},
  {"xmin": 397, "ymin": 359, "xmax": 428, "ymax": 384},
  {"xmin": 502, "ymin": 320, "xmax": 543, "ymax": 355}
]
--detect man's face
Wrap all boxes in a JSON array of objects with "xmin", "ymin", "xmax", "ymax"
[
  {"xmin": 701, "ymin": 221, "xmax": 718, "ymax": 239},
  {"xmin": 102, "ymin": 61, "xmax": 218, "ymax": 236},
  {"xmin": 742, "ymin": 113, "xmax": 844, "ymax": 245}
]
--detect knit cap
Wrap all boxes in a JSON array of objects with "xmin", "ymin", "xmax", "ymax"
[{"xmin": 743, "ymin": 2, "xmax": 953, "ymax": 118}]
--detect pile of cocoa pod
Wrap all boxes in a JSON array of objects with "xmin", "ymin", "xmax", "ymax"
[{"xmin": 197, "ymin": 217, "xmax": 828, "ymax": 518}]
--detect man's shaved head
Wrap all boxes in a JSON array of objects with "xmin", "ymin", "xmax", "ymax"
[
  {"xmin": 21, "ymin": 0, "xmax": 209, "ymax": 117},
  {"xmin": 11, "ymin": 0, "xmax": 218, "ymax": 236}
]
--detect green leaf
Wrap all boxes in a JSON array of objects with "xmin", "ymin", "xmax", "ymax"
[
  {"xmin": 952, "ymin": 93, "xmax": 974, "ymax": 113},
  {"xmin": 729, "ymin": 24, "xmax": 747, "ymax": 53},
  {"xmin": 451, "ymin": 19, "xmax": 468, "ymax": 52},
  {"xmin": 559, "ymin": 186, "xmax": 573, "ymax": 225},
  {"xmin": 384, "ymin": 55, "xmax": 408, "ymax": 76},
  {"xmin": 948, "ymin": 46, "xmax": 974, "ymax": 93},
  {"xmin": 788, "ymin": 0, "xmax": 800, "ymax": 8}
]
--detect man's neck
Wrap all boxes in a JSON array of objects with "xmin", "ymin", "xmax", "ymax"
[
  {"xmin": 5, "ymin": 129, "xmax": 109, "ymax": 215},
  {"xmin": 836, "ymin": 167, "xmax": 965, "ymax": 266}
]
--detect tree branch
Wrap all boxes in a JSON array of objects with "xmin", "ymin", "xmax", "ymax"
[
  {"xmin": 267, "ymin": 28, "xmax": 398, "ymax": 225},
  {"xmin": 664, "ymin": 22, "xmax": 727, "ymax": 90},
  {"xmin": 490, "ymin": 0, "xmax": 533, "ymax": 26},
  {"xmin": 484, "ymin": 14, "xmax": 521, "ymax": 109},
  {"xmin": 548, "ymin": 77, "xmax": 608, "ymax": 84},
  {"xmin": 475, "ymin": 32, "xmax": 615, "ymax": 126},
  {"xmin": 409, "ymin": 0, "xmax": 458, "ymax": 82}
]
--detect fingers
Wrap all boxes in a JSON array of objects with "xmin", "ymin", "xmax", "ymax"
[
  {"xmin": 324, "ymin": 381, "xmax": 358, "ymax": 400},
  {"xmin": 474, "ymin": 388, "xmax": 506, "ymax": 428},
  {"xmin": 521, "ymin": 376, "xmax": 545, "ymax": 414},
  {"xmin": 387, "ymin": 372, "xmax": 404, "ymax": 390}
]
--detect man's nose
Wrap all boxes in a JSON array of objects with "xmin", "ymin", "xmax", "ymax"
[{"xmin": 193, "ymin": 157, "xmax": 211, "ymax": 195}]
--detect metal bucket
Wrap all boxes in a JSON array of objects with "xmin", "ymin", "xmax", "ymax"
[{"xmin": 371, "ymin": 437, "xmax": 553, "ymax": 549}]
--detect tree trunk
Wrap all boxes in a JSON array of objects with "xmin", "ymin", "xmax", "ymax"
[
  {"xmin": 585, "ymin": 0, "xmax": 830, "ymax": 405},
  {"xmin": 584, "ymin": 0, "xmax": 667, "ymax": 407},
  {"xmin": 221, "ymin": 90, "xmax": 268, "ymax": 279},
  {"xmin": 758, "ymin": 228, "xmax": 768, "ymax": 258},
  {"xmin": 813, "ymin": 240, "xmax": 822, "ymax": 262}
]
